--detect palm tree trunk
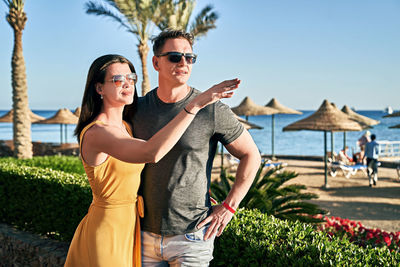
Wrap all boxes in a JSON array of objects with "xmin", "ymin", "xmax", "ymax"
[
  {"xmin": 138, "ymin": 40, "xmax": 150, "ymax": 96},
  {"xmin": 11, "ymin": 27, "xmax": 32, "ymax": 159}
]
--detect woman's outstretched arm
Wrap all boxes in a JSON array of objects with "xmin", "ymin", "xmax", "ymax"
[{"xmin": 83, "ymin": 79, "xmax": 240, "ymax": 164}]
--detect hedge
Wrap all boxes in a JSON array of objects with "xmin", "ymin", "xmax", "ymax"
[
  {"xmin": 1, "ymin": 157, "xmax": 399, "ymax": 265},
  {"xmin": 212, "ymin": 209, "xmax": 400, "ymax": 266},
  {"xmin": 0, "ymin": 155, "xmax": 85, "ymax": 174},
  {"xmin": 0, "ymin": 161, "xmax": 91, "ymax": 241}
]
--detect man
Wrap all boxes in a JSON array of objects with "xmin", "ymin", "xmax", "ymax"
[
  {"xmin": 131, "ymin": 29, "xmax": 261, "ymax": 266},
  {"xmin": 364, "ymin": 134, "xmax": 379, "ymax": 187}
]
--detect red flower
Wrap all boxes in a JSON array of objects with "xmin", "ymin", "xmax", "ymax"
[
  {"xmin": 384, "ymin": 236, "xmax": 391, "ymax": 246},
  {"xmin": 366, "ymin": 232, "xmax": 374, "ymax": 240}
]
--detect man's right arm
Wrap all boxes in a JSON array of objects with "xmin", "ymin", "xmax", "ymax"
[{"xmin": 198, "ymin": 130, "xmax": 260, "ymax": 240}]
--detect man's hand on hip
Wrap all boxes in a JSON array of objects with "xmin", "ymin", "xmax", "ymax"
[{"xmin": 197, "ymin": 204, "xmax": 234, "ymax": 240}]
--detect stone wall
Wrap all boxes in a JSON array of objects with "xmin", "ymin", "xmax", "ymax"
[{"xmin": 0, "ymin": 224, "xmax": 68, "ymax": 266}]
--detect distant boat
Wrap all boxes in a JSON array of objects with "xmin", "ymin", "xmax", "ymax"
[{"xmin": 385, "ymin": 106, "xmax": 393, "ymax": 115}]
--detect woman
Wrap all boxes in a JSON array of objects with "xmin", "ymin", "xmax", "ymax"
[{"xmin": 64, "ymin": 54, "xmax": 240, "ymax": 267}]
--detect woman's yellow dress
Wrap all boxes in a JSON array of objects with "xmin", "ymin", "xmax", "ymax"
[{"xmin": 65, "ymin": 121, "xmax": 144, "ymax": 267}]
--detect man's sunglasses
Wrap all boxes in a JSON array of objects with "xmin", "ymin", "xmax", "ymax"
[
  {"xmin": 157, "ymin": 52, "xmax": 197, "ymax": 64},
  {"xmin": 106, "ymin": 73, "xmax": 137, "ymax": 87}
]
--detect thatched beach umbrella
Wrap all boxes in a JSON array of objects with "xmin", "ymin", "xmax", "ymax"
[
  {"xmin": 231, "ymin": 96, "xmax": 278, "ymax": 120},
  {"xmin": 341, "ymin": 105, "xmax": 379, "ymax": 127},
  {"xmin": 234, "ymin": 114, "xmax": 263, "ymax": 130},
  {"xmin": 383, "ymin": 111, "xmax": 400, "ymax": 118},
  {"xmin": 231, "ymin": 97, "xmax": 278, "ymax": 159},
  {"xmin": 265, "ymin": 98, "xmax": 302, "ymax": 159},
  {"xmin": 340, "ymin": 105, "xmax": 379, "ymax": 150},
  {"xmin": 74, "ymin": 107, "xmax": 81, "ymax": 117},
  {"xmin": 34, "ymin": 108, "xmax": 78, "ymax": 144},
  {"xmin": 283, "ymin": 100, "xmax": 363, "ymax": 188},
  {"xmin": 0, "ymin": 108, "xmax": 44, "ymax": 123}
]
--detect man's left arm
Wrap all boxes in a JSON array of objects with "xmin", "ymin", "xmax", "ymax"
[{"xmin": 197, "ymin": 129, "xmax": 261, "ymax": 240}]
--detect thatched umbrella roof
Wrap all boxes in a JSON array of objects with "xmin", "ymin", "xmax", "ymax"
[
  {"xmin": 389, "ymin": 123, "xmax": 400, "ymax": 129},
  {"xmin": 231, "ymin": 97, "xmax": 278, "ymax": 116},
  {"xmin": 384, "ymin": 111, "xmax": 400, "ymax": 118},
  {"xmin": 341, "ymin": 105, "xmax": 379, "ymax": 126},
  {"xmin": 234, "ymin": 114, "xmax": 263, "ymax": 130},
  {"xmin": 283, "ymin": 100, "xmax": 363, "ymax": 132},
  {"xmin": 34, "ymin": 108, "xmax": 78, "ymax": 125},
  {"xmin": 265, "ymin": 98, "xmax": 302, "ymax": 115},
  {"xmin": 0, "ymin": 109, "xmax": 45, "ymax": 123},
  {"xmin": 34, "ymin": 108, "xmax": 78, "ymax": 144},
  {"xmin": 283, "ymin": 100, "xmax": 363, "ymax": 188},
  {"xmin": 264, "ymin": 98, "xmax": 302, "ymax": 159},
  {"xmin": 74, "ymin": 107, "xmax": 81, "ymax": 117}
]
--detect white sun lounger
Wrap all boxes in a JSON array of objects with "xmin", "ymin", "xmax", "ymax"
[{"xmin": 329, "ymin": 161, "xmax": 367, "ymax": 179}]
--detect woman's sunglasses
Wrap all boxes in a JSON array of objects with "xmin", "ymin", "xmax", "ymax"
[
  {"xmin": 106, "ymin": 73, "xmax": 137, "ymax": 87},
  {"xmin": 157, "ymin": 52, "xmax": 197, "ymax": 64}
]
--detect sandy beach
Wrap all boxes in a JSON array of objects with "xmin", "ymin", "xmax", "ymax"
[{"xmin": 212, "ymin": 156, "xmax": 400, "ymax": 233}]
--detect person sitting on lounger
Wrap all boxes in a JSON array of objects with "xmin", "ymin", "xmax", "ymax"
[{"xmin": 338, "ymin": 146, "xmax": 353, "ymax": 165}]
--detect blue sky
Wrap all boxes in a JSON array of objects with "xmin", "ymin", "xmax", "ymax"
[{"xmin": 1, "ymin": 0, "xmax": 399, "ymax": 111}]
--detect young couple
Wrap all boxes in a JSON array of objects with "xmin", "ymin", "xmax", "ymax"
[{"xmin": 65, "ymin": 29, "xmax": 260, "ymax": 267}]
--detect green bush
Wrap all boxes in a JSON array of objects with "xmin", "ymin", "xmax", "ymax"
[
  {"xmin": 0, "ymin": 161, "xmax": 91, "ymax": 241},
  {"xmin": 0, "ymin": 155, "xmax": 85, "ymax": 174},
  {"xmin": 212, "ymin": 209, "xmax": 400, "ymax": 266}
]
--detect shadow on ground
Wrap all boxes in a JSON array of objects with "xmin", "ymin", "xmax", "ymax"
[{"xmin": 309, "ymin": 200, "xmax": 400, "ymax": 221}]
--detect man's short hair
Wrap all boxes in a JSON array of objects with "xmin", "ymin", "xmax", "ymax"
[
  {"xmin": 371, "ymin": 134, "xmax": 376, "ymax": 140},
  {"xmin": 152, "ymin": 28, "xmax": 194, "ymax": 56}
]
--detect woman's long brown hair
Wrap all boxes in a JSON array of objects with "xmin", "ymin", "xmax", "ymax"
[{"xmin": 74, "ymin": 54, "xmax": 138, "ymax": 142}]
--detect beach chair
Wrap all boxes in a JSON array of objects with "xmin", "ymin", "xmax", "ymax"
[
  {"xmin": 329, "ymin": 160, "xmax": 367, "ymax": 179},
  {"xmin": 326, "ymin": 151, "xmax": 338, "ymax": 162},
  {"xmin": 226, "ymin": 155, "xmax": 288, "ymax": 173},
  {"xmin": 262, "ymin": 159, "xmax": 288, "ymax": 173}
]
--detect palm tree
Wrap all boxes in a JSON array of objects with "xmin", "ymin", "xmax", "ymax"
[
  {"xmin": 85, "ymin": 0, "xmax": 164, "ymax": 96},
  {"xmin": 3, "ymin": 0, "xmax": 32, "ymax": 159},
  {"xmin": 211, "ymin": 162, "xmax": 327, "ymax": 223},
  {"xmin": 157, "ymin": 0, "xmax": 218, "ymax": 39},
  {"xmin": 85, "ymin": 0, "xmax": 218, "ymax": 96}
]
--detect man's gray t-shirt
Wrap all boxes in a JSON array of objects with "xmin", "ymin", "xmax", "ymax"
[{"xmin": 132, "ymin": 87, "xmax": 244, "ymax": 235}]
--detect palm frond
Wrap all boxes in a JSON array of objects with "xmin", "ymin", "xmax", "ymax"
[
  {"xmin": 272, "ymin": 192, "xmax": 319, "ymax": 209},
  {"xmin": 209, "ymin": 168, "xmax": 234, "ymax": 202},
  {"xmin": 3, "ymin": 0, "xmax": 24, "ymax": 10},
  {"xmin": 278, "ymin": 184, "xmax": 306, "ymax": 194},
  {"xmin": 274, "ymin": 201, "xmax": 326, "ymax": 216},
  {"xmin": 85, "ymin": 1, "xmax": 135, "ymax": 33},
  {"xmin": 189, "ymin": 4, "xmax": 218, "ymax": 38},
  {"xmin": 210, "ymin": 184, "xmax": 227, "ymax": 202}
]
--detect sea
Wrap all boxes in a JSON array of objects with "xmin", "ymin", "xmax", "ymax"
[{"xmin": 0, "ymin": 110, "xmax": 399, "ymax": 157}]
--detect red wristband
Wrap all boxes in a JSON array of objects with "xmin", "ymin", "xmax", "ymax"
[{"xmin": 222, "ymin": 201, "xmax": 236, "ymax": 214}]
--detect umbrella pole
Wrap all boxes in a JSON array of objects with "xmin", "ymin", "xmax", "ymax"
[
  {"xmin": 324, "ymin": 131, "xmax": 329, "ymax": 188},
  {"xmin": 65, "ymin": 124, "xmax": 68, "ymax": 143},
  {"xmin": 330, "ymin": 131, "xmax": 334, "ymax": 160},
  {"xmin": 271, "ymin": 114, "xmax": 275, "ymax": 160},
  {"xmin": 60, "ymin": 124, "xmax": 63, "ymax": 144},
  {"xmin": 343, "ymin": 131, "xmax": 346, "ymax": 151}
]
